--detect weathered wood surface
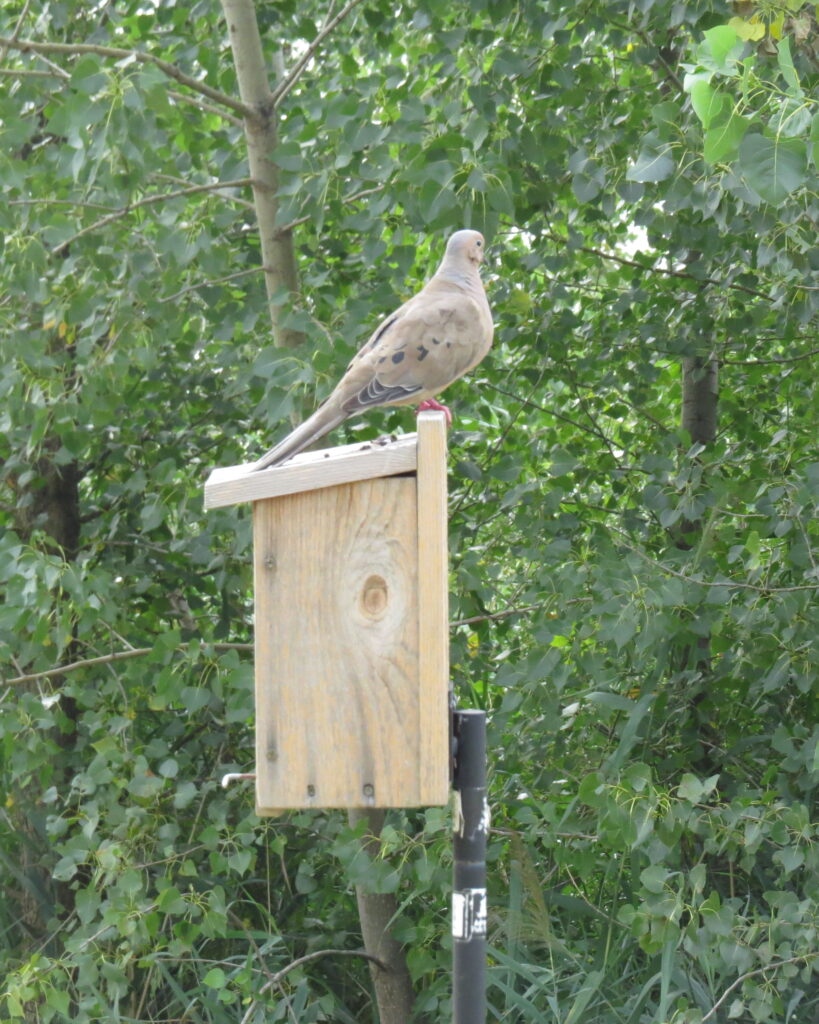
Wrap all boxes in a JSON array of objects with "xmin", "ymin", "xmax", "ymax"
[
  {"xmin": 207, "ymin": 412, "xmax": 449, "ymax": 810},
  {"xmin": 204, "ymin": 433, "xmax": 417, "ymax": 509},
  {"xmin": 416, "ymin": 413, "xmax": 450, "ymax": 802},
  {"xmin": 254, "ymin": 477, "xmax": 420, "ymax": 810}
]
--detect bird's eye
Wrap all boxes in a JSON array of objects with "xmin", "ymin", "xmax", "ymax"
[{"xmin": 476, "ymin": 240, "xmax": 482, "ymax": 246}]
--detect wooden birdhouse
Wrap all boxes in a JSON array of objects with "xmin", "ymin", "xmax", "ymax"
[{"xmin": 204, "ymin": 412, "xmax": 450, "ymax": 813}]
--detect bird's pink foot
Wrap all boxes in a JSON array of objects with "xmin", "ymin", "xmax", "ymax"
[{"xmin": 416, "ymin": 398, "xmax": 452, "ymax": 426}]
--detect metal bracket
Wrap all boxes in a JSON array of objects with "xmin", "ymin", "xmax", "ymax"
[{"xmin": 221, "ymin": 772, "xmax": 256, "ymax": 789}]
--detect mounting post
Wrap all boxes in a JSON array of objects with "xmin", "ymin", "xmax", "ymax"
[{"xmin": 452, "ymin": 709, "xmax": 487, "ymax": 1024}]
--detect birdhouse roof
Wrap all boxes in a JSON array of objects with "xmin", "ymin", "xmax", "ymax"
[{"xmin": 204, "ymin": 432, "xmax": 419, "ymax": 509}]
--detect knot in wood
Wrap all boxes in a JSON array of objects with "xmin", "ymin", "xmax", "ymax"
[{"xmin": 360, "ymin": 574, "xmax": 389, "ymax": 619}]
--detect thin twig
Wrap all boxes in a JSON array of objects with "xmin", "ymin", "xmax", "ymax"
[
  {"xmin": 0, "ymin": 36, "xmax": 252, "ymax": 117},
  {"xmin": 226, "ymin": 909, "xmax": 279, "ymax": 997},
  {"xmin": 451, "ymin": 604, "xmax": 542, "ymax": 628},
  {"xmin": 5, "ymin": 641, "xmax": 253, "ymax": 686},
  {"xmin": 451, "ymin": 596, "xmax": 593, "ymax": 629},
  {"xmin": 276, "ymin": 183, "xmax": 387, "ymax": 235},
  {"xmin": 160, "ymin": 266, "xmax": 265, "ymax": 303},
  {"xmin": 9, "ymin": 198, "xmax": 117, "ymax": 211},
  {"xmin": 52, "ymin": 177, "xmax": 253, "ymax": 255},
  {"xmin": 150, "ymin": 171, "xmax": 254, "ymax": 211},
  {"xmin": 701, "ymin": 954, "xmax": 819, "ymax": 1023},
  {"xmin": 0, "ymin": 0, "xmax": 31, "ymax": 65},
  {"xmin": 240, "ymin": 949, "xmax": 387, "ymax": 1024},
  {"xmin": 0, "ymin": 66, "xmax": 59, "ymax": 78},
  {"xmin": 542, "ymin": 228, "xmax": 772, "ymax": 302},
  {"xmin": 486, "ymin": 381, "xmax": 614, "ymax": 446},
  {"xmin": 30, "ymin": 50, "xmax": 71, "ymax": 79},
  {"xmin": 270, "ymin": 0, "xmax": 367, "ymax": 108},
  {"xmin": 167, "ymin": 88, "xmax": 244, "ymax": 128},
  {"xmin": 721, "ymin": 346, "xmax": 819, "ymax": 366},
  {"xmin": 608, "ymin": 523, "xmax": 819, "ymax": 593}
]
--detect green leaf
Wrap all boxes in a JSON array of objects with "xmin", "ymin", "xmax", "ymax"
[
  {"xmin": 738, "ymin": 133, "xmax": 807, "ymax": 203},
  {"xmin": 272, "ymin": 141, "xmax": 305, "ymax": 171},
  {"xmin": 158, "ymin": 758, "xmax": 178, "ymax": 779},
  {"xmin": 202, "ymin": 967, "xmax": 226, "ymax": 989},
  {"xmin": 689, "ymin": 81, "xmax": 730, "ymax": 130},
  {"xmin": 728, "ymin": 16, "xmax": 765, "ymax": 42},
  {"xmin": 689, "ymin": 863, "xmax": 707, "ymax": 893},
  {"xmin": 651, "ymin": 101, "xmax": 681, "ymax": 140},
  {"xmin": 774, "ymin": 846, "xmax": 805, "ymax": 873},
  {"xmin": 776, "ymin": 37, "xmax": 801, "ymax": 95},
  {"xmin": 586, "ymin": 691, "xmax": 634, "ymax": 712},
  {"xmin": 156, "ymin": 885, "xmax": 187, "ymax": 914},
  {"xmin": 563, "ymin": 970, "xmax": 604, "ymax": 1024},
  {"xmin": 626, "ymin": 133, "xmax": 675, "ymax": 183},
  {"xmin": 45, "ymin": 987, "xmax": 71, "ymax": 1016},
  {"xmin": 704, "ymin": 112, "xmax": 749, "ymax": 164},
  {"xmin": 678, "ymin": 773, "xmax": 706, "ymax": 803},
  {"xmin": 697, "ymin": 25, "xmax": 744, "ymax": 76},
  {"xmin": 578, "ymin": 772, "xmax": 605, "ymax": 807},
  {"xmin": 810, "ymin": 112, "xmax": 819, "ymax": 166}
]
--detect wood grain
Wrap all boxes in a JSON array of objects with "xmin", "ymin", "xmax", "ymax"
[
  {"xmin": 204, "ymin": 434, "xmax": 417, "ymax": 509},
  {"xmin": 416, "ymin": 412, "xmax": 450, "ymax": 805},
  {"xmin": 253, "ymin": 477, "xmax": 421, "ymax": 811}
]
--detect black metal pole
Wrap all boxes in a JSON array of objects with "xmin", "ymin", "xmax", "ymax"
[{"xmin": 452, "ymin": 709, "xmax": 487, "ymax": 1024}]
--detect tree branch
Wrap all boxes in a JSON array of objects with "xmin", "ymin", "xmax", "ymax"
[
  {"xmin": 150, "ymin": 171, "xmax": 255, "ymax": 211},
  {"xmin": 220, "ymin": 0, "xmax": 303, "ymax": 348},
  {"xmin": 608, "ymin": 524, "xmax": 819, "ymax": 593},
  {"xmin": 542, "ymin": 228, "xmax": 773, "ymax": 302},
  {"xmin": 0, "ymin": 67, "xmax": 60, "ymax": 79},
  {"xmin": 264, "ymin": 947, "xmax": 387, "ymax": 990},
  {"xmin": 701, "ymin": 954, "xmax": 819, "ymax": 1023},
  {"xmin": 276, "ymin": 183, "xmax": 387, "ymax": 235},
  {"xmin": 0, "ymin": 0, "xmax": 31, "ymax": 66},
  {"xmin": 51, "ymin": 177, "xmax": 253, "ymax": 256},
  {"xmin": 269, "ymin": 0, "xmax": 367, "ymax": 108},
  {"xmin": 240, "ymin": 949, "xmax": 387, "ymax": 1024},
  {"xmin": 167, "ymin": 88, "xmax": 244, "ymax": 128},
  {"xmin": 0, "ymin": 36, "xmax": 252, "ymax": 118},
  {"xmin": 160, "ymin": 266, "xmax": 265, "ymax": 303},
  {"xmin": 4, "ymin": 641, "xmax": 253, "ymax": 686},
  {"xmin": 486, "ymin": 380, "xmax": 617, "ymax": 448},
  {"xmin": 451, "ymin": 603, "xmax": 545, "ymax": 628},
  {"xmin": 9, "ymin": 198, "xmax": 116, "ymax": 212},
  {"xmin": 721, "ymin": 346, "xmax": 819, "ymax": 366}
]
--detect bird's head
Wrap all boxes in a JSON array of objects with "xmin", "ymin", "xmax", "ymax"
[{"xmin": 445, "ymin": 229, "xmax": 486, "ymax": 266}]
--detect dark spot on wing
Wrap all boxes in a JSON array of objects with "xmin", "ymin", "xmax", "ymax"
[
  {"xmin": 392, "ymin": 351, "xmax": 405, "ymax": 364},
  {"xmin": 417, "ymin": 345, "xmax": 429, "ymax": 361},
  {"xmin": 432, "ymin": 337, "xmax": 441, "ymax": 345}
]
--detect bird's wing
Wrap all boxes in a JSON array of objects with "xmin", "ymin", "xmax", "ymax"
[{"xmin": 335, "ymin": 289, "xmax": 493, "ymax": 415}]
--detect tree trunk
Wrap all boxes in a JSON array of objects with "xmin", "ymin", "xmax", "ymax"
[
  {"xmin": 678, "ymin": 354, "xmax": 719, "ymax": 763},
  {"xmin": 223, "ymin": 12, "xmax": 417, "ymax": 1018},
  {"xmin": 12, "ymin": 445, "xmax": 83, "ymax": 950},
  {"xmin": 348, "ymin": 808, "xmax": 418, "ymax": 1024},
  {"xmin": 681, "ymin": 355, "xmax": 718, "ymax": 449},
  {"xmin": 220, "ymin": 0, "xmax": 303, "ymax": 349}
]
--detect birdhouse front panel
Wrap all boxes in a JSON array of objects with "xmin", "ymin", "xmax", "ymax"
[
  {"xmin": 253, "ymin": 475, "xmax": 437, "ymax": 811},
  {"xmin": 204, "ymin": 412, "xmax": 451, "ymax": 811}
]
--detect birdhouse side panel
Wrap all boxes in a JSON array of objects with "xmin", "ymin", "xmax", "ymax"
[
  {"xmin": 253, "ymin": 478, "xmax": 421, "ymax": 810},
  {"xmin": 416, "ymin": 412, "xmax": 451, "ymax": 805}
]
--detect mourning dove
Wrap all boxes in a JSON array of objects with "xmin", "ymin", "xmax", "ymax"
[{"xmin": 252, "ymin": 229, "xmax": 493, "ymax": 471}]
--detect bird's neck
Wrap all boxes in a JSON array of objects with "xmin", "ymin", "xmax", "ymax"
[{"xmin": 435, "ymin": 259, "xmax": 484, "ymax": 296}]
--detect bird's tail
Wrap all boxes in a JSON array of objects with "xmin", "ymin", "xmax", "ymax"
[{"xmin": 251, "ymin": 404, "xmax": 347, "ymax": 471}]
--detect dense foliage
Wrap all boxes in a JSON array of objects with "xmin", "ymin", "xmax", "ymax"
[{"xmin": 1, "ymin": 0, "xmax": 817, "ymax": 1021}]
